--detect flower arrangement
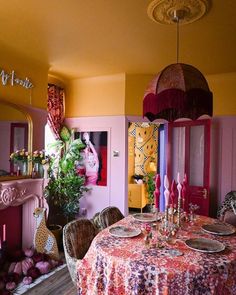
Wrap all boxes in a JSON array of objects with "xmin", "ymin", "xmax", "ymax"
[
  {"xmin": 31, "ymin": 150, "xmax": 50, "ymax": 165},
  {"xmin": 10, "ymin": 149, "xmax": 29, "ymax": 163}
]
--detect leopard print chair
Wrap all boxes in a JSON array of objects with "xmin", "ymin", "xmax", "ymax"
[
  {"xmin": 63, "ymin": 219, "xmax": 96, "ymax": 286},
  {"xmin": 217, "ymin": 191, "xmax": 236, "ymax": 226},
  {"xmin": 99, "ymin": 206, "xmax": 124, "ymax": 229}
]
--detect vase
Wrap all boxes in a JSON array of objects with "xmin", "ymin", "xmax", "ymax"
[
  {"xmin": 22, "ymin": 161, "xmax": 28, "ymax": 176},
  {"xmin": 48, "ymin": 224, "xmax": 63, "ymax": 250},
  {"xmin": 34, "ymin": 163, "xmax": 44, "ymax": 178},
  {"xmin": 43, "ymin": 163, "xmax": 49, "ymax": 179}
]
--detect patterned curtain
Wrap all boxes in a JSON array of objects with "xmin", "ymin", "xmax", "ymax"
[{"xmin": 47, "ymin": 84, "xmax": 65, "ymax": 139}]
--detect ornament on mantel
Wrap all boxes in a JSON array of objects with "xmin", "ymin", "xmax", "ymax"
[{"xmin": 33, "ymin": 207, "xmax": 59, "ymax": 260}]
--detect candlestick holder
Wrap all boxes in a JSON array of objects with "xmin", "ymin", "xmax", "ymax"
[
  {"xmin": 176, "ymin": 174, "xmax": 182, "ymax": 228},
  {"xmin": 177, "ymin": 196, "xmax": 181, "ymax": 227},
  {"xmin": 168, "ymin": 206, "xmax": 174, "ymax": 224},
  {"xmin": 164, "ymin": 206, "xmax": 169, "ymax": 230}
]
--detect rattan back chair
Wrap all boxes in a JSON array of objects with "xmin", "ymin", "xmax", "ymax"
[
  {"xmin": 99, "ymin": 206, "xmax": 124, "ymax": 229},
  {"xmin": 90, "ymin": 212, "xmax": 103, "ymax": 234},
  {"xmin": 63, "ymin": 218, "xmax": 96, "ymax": 285}
]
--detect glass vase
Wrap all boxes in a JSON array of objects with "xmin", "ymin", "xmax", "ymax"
[
  {"xmin": 22, "ymin": 161, "xmax": 28, "ymax": 176},
  {"xmin": 34, "ymin": 162, "xmax": 44, "ymax": 178}
]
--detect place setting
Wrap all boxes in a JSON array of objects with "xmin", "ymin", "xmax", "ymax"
[
  {"xmin": 132, "ymin": 212, "xmax": 160, "ymax": 223},
  {"xmin": 185, "ymin": 237, "xmax": 225, "ymax": 253},
  {"xmin": 109, "ymin": 225, "xmax": 142, "ymax": 238},
  {"xmin": 201, "ymin": 222, "xmax": 235, "ymax": 236}
]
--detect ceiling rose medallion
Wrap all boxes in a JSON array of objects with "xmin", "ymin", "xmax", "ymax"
[{"xmin": 147, "ymin": 0, "xmax": 210, "ymax": 25}]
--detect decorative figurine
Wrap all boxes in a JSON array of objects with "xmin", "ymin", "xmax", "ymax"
[{"xmin": 33, "ymin": 207, "xmax": 60, "ymax": 260}]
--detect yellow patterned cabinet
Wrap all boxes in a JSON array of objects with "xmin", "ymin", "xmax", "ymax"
[{"xmin": 128, "ymin": 184, "xmax": 148, "ymax": 212}]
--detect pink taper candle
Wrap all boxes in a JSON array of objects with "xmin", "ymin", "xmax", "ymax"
[
  {"xmin": 154, "ymin": 174, "xmax": 161, "ymax": 209},
  {"xmin": 182, "ymin": 174, "xmax": 188, "ymax": 212},
  {"xmin": 3, "ymin": 224, "xmax": 6, "ymax": 242},
  {"xmin": 164, "ymin": 175, "xmax": 170, "ymax": 208},
  {"xmin": 170, "ymin": 180, "xmax": 176, "ymax": 208}
]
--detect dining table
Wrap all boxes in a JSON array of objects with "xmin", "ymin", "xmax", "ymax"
[{"xmin": 76, "ymin": 214, "xmax": 236, "ymax": 295}]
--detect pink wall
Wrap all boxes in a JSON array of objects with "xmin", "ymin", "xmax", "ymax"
[
  {"xmin": 65, "ymin": 116, "xmax": 128, "ymax": 218},
  {"xmin": 211, "ymin": 116, "xmax": 236, "ymax": 215},
  {"xmin": 65, "ymin": 114, "xmax": 236, "ymax": 219}
]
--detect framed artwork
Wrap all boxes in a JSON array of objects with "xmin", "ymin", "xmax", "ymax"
[{"xmin": 74, "ymin": 131, "xmax": 108, "ymax": 186}]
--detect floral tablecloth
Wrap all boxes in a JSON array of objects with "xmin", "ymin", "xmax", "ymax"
[{"xmin": 77, "ymin": 215, "xmax": 236, "ymax": 295}]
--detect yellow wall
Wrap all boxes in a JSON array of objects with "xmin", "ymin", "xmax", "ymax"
[
  {"xmin": 125, "ymin": 74, "xmax": 154, "ymax": 116},
  {"xmin": 0, "ymin": 103, "xmax": 26, "ymax": 121},
  {"xmin": 65, "ymin": 74, "xmax": 126, "ymax": 117},
  {"xmin": 0, "ymin": 46, "xmax": 48, "ymax": 109},
  {"xmin": 65, "ymin": 72, "xmax": 236, "ymax": 118},
  {"xmin": 207, "ymin": 72, "xmax": 236, "ymax": 116}
]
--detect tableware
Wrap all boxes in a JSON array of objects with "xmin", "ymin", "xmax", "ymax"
[
  {"xmin": 201, "ymin": 223, "xmax": 235, "ymax": 236},
  {"xmin": 185, "ymin": 237, "xmax": 225, "ymax": 253},
  {"xmin": 133, "ymin": 213, "xmax": 159, "ymax": 222},
  {"xmin": 109, "ymin": 226, "xmax": 141, "ymax": 238}
]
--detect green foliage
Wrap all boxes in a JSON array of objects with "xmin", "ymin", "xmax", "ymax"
[
  {"xmin": 44, "ymin": 126, "xmax": 89, "ymax": 219},
  {"xmin": 145, "ymin": 172, "xmax": 156, "ymax": 204}
]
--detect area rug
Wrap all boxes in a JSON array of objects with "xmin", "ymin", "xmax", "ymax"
[{"xmin": 13, "ymin": 264, "xmax": 66, "ymax": 294}]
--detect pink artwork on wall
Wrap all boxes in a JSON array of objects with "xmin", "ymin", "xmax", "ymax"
[{"xmin": 74, "ymin": 131, "xmax": 108, "ymax": 186}]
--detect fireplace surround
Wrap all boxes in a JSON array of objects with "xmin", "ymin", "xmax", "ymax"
[{"xmin": 0, "ymin": 178, "xmax": 48, "ymax": 249}]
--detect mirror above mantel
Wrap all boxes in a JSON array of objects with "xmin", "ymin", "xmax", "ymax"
[
  {"xmin": 0, "ymin": 100, "xmax": 33, "ymax": 179},
  {"xmin": 0, "ymin": 100, "xmax": 48, "ymax": 181}
]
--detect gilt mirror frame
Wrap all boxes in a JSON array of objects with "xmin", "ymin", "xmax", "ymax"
[{"xmin": 0, "ymin": 99, "xmax": 33, "ymax": 181}]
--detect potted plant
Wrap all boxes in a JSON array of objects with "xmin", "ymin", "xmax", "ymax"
[
  {"xmin": 44, "ymin": 126, "xmax": 90, "ymax": 226},
  {"xmin": 145, "ymin": 172, "xmax": 156, "ymax": 212}
]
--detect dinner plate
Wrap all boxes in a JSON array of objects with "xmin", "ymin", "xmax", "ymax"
[
  {"xmin": 109, "ymin": 226, "xmax": 141, "ymax": 238},
  {"xmin": 185, "ymin": 237, "xmax": 225, "ymax": 253},
  {"xmin": 133, "ymin": 213, "xmax": 158, "ymax": 222},
  {"xmin": 201, "ymin": 223, "xmax": 235, "ymax": 236}
]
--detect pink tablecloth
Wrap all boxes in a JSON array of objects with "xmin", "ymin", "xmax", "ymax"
[{"xmin": 77, "ymin": 215, "xmax": 236, "ymax": 295}]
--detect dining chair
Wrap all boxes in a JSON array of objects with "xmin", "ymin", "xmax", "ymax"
[
  {"xmin": 99, "ymin": 206, "xmax": 124, "ymax": 229},
  {"xmin": 217, "ymin": 191, "xmax": 236, "ymax": 226},
  {"xmin": 63, "ymin": 218, "xmax": 96, "ymax": 286},
  {"xmin": 90, "ymin": 212, "xmax": 103, "ymax": 234}
]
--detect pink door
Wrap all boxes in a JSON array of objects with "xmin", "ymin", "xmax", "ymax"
[{"xmin": 167, "ymin": 119, "xmax": 211, "ymax": 216}]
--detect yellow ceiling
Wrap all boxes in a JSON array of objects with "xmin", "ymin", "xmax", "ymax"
[{"xmin": 1, "ymin": 0, "xmax": 236, "ymax": 79}]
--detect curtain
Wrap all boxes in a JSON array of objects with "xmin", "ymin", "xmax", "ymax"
[{"xmin": 47, "ymin": 84, "xmax": 65, "ymax": 139}]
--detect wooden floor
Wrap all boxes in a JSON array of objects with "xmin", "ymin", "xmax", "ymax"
[{"xmin": 24, "ymin": 266, "xmax": 77, "ymax": 295}]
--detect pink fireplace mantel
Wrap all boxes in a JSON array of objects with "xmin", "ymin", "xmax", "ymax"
[{"xmin": 0, "ymin": 178, "xmax": 48, "ymax": 249}]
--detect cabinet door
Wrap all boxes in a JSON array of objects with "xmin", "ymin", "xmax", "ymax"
[
  {"xmin": 128, "ymin": 184, "xmax": 142, "ymax": 208},
  {"xmin": 128, "ymin": 184, "xmax": 147, "ymax": 208}
]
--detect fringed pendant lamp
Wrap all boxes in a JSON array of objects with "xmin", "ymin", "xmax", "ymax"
[{"xmin": 143, "ymin": 0, "xmax": 213, "ymax": 122}]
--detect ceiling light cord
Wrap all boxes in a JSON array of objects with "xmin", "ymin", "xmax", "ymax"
[{"xmin": 176, "ymin": 17, "xmax": 179, "ymax": 64}]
